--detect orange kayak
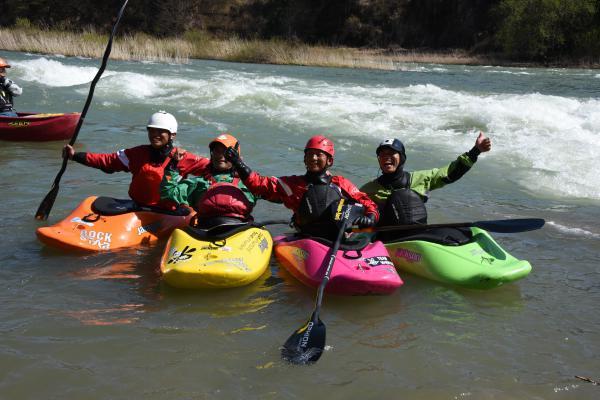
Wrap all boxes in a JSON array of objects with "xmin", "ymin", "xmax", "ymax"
[{"xmin": 36, "ymin": 196, "xmax": 194, "ymax": 251}]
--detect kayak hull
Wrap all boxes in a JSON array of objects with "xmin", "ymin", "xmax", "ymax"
[
  {"xmin": 0, "ymin": 112, "xmax": 80, "ymax": 141},
  {"xmin": 385, "ymin": 227, "xmax": 532, "ymax": 289},
  {"xmin": 274, "ymin": 235, "xmax": 403, "ymax": 296},
  {"xmin": 160, "ymin": 226, "xmax": 273, "ymax": 289},
  {"xmin": 36, "ymin": 196, "xmax": 193, "ymax": 251}
]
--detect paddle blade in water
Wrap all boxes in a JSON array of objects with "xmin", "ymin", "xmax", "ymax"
[
  {"xmin": 35, "ymin": 184, "xmax": 59, "ymax": 221},
  {"xmin": 281, "ymin": 314, "xmax": 326, "ymax": 365}
]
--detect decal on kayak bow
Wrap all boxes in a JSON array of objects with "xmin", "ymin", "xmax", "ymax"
[
  {"xmin": 394, "ymin": 248, "xmax": 422, "ymax": 263},
  {"xmin": 8, "ymin": 121, "xmax": 30, "ymax": 127},
  {"xmin": 79, "ymin": 230, "xmax": 112, "ymax": 250},
  {"xmin": 364, "ymin": 256, "xmax": 394, "ymax": 267},
  {"xmin": 239, "ymin": 231, "xmax": 266, "ymax": 252},
  {"xmin": 138, "ymin": 221, "xmax": 162, "ymax": 236},
  {"xmin": 168, "ymin": 245, "xmax": 196, "ymax": 264}
]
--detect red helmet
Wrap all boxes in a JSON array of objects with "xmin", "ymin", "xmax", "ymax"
[
  {"xmin": 304, "ymin": 135, "xmax": 334, "ymax": 158},
  {"xmin": 0, "ymin": 58, "xmax": 10, "ymax": 68}
]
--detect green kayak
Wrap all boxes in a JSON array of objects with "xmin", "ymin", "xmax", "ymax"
[{"xmin": 383, "ymin": 227, "xmax": 531, "ymax": 289}]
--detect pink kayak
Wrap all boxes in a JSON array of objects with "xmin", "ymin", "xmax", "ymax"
[
  {"xmin": 274, "ymin": 234, "xmax": 403, "ymax": 295},
  {"xmin": 0, "ymin": 112, "xmax": 80, "ymax": 141}
]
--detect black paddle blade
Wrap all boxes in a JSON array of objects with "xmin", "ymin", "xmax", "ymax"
[
  {"xmin": 476, "ymin": 218, "xmax": 545, "ymax": 233},
  {"xmin": 281, "ymin": 314, "xmax": 326, "ymax": 365},
  {"xmin": 35, "ymin": 184, "xmax": 59, "ymax": 221}
]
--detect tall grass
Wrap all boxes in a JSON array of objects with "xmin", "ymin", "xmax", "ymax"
[{"xmin": 0, "ymin": 25, "xmax": 486, "ymax": 69}]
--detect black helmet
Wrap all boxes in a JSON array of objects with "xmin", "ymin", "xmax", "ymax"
[{"xmin": 376, "ymin": 138, "xmax": 406, "ymax": 164}]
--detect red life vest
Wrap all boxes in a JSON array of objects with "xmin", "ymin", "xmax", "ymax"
[
  {"xmin": 194, "ymin": 178, "xmax": 253, "ymax": 220},
  {"xmin": 128, "ymin": 155, "xmax": 173, "ymax": 208}
]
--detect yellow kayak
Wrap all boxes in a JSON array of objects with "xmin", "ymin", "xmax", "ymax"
[{"xmin": 159, "ymin": 222, "xmax": 273, "ymax": 289}]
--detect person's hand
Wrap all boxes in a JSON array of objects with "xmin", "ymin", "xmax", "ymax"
[
  {"xmin": 63, "ymin": 144, "xmax": 75, "ymax": 159},
  {"xmin": 224, "ymin": 146, "xmax": 241, "ymax": 164},
  {"xmin": 224, "ymin": 146, "xmax": 251, "ymax": 180},
  {"xmin": 0, "ymin": 76, "xmax": 5, "ymax": 85},
  {"xmin": 475, "ymin": 132, "xmax": 491, "ymax": 153},
  {"xmin": 172, "ymin": 147, "xmax": 187, "ymax": 162},
  {"xmin": 353, "ymin": 213, "xmax": 376, "ymax": 228}
]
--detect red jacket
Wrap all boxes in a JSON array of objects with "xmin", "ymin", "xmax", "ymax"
[
  {"xmin": 243, "ymin": 171, "xmax": 379, "ymax": 221},
  {"xmin": 82, "ymin": 145, "xmax": 209, "ymax": 209}
]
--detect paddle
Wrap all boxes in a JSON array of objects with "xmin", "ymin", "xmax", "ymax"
[
  {"xmin": 35, "ymin": 0, "xmax": 129, "ymax": 221},
  {"xmin": 281, "ymin": 200, "xmax": 363, "ymax": 365},
  {"xmin": 373, "ymin": 218, "xmax": 545, "ymax": 234}
]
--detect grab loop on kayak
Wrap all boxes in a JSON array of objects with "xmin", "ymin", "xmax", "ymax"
[
  {"xmin": 82, "ymin": 213, "xmax": 101, "ymax": 222},
  {"xmin": 343, "ymin": 250, "xmax": 363, "ymax": 259},
  {"xmin": 211, "ymin": 239, "xmax": 227, "ymax": 247}
]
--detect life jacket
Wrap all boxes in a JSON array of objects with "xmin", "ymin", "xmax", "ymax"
[
  {"xmin": 295, "ymin": 175, "xmax": 344, "ymax": 239},
  {"xmin": 380, "ymin": 188, "xmax": 428, "ymax": 226},
  {"xmin": 376, "ymin": 169, "xmax": 428, "ymax": 226},
  {"xmin": 128, "ymin": 153, "xmax": 172, "ymax": 208},
  {"xmin": 0, "ymin": 86, "xmax": 14, "ymax": 113},
  {"xmin": 194, "ymin": 178, "xmax": 253, "ymax": 220}
]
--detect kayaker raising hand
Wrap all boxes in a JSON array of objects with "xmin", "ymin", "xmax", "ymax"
[
  {"xmin": 160, "ymin": 133, "xmax": 257, "ymax": 228},
  {"xmin": 0, "ymin": 57, "xmax": 23, "ymax": 118},
  {"xmin": 62, "ymin": 111, "xmax": 204, "ymax": 210},
  {"xmin": 360, "ymin": 131, "xmax": 492, "ymax": 228},
  {"xmin": 225, "ymin": 135, "xmax": 380, "ymax": 240}
]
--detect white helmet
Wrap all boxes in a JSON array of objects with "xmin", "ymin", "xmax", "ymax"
[{"xmin": 147, "ymin": 111, "xmax": 177, "ymax": 134}]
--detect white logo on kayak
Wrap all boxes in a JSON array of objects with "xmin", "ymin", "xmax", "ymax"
[
  {"xmin": 364, "ymin": 256, "xmax": 395, "ymax": 266},
  {"xmin": 80, "ymin": 230, "xmax": 112, "ymax": 249},
  {"xmin": 71, "ymin": 217, "xmax": 94, "ymax": 227}
]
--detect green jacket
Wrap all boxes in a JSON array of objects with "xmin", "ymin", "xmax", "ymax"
[
  {"xmin": 360, "ymin": 149, "xmax": 479, "ymax": 209},
  {"xmin": 160, "ymin": 168, "xmax": 257, "ymax": 208}
]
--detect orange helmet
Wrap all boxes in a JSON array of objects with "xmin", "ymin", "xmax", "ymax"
[
  {"xmin": 0, "ymin": 58, "xmax": 10, "ymax": 68},
  {"xmin": 210, "ymin": 133, "xmax": 240, "ymax": 154},
  {"xmin": 305, "ymin": 135, "xmax": 334, "ymax": 158}
]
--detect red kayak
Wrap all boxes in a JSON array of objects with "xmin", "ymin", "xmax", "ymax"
[{"xmin": 0, "ymin": 112, "xmax": 80, "ymax": 141}]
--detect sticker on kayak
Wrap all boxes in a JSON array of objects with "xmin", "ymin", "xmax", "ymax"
[
  {"xmin": 364, "ymin": 256, "xmax": 395, "ymax": 267},
  {"xmin": 168, "ymin": 245, "xmax": 196, "ymax": 264},
  {"xmin": 8, "ymin": 121, "xmax": 30, "ymax": 127},
  {"xmin": 240, "ymin": 231, "xmax": 266, "ymax": 252},
  {"xmin": 79, "ymin": 230, "xmax": 112, "ymax": 250},
  {"xmin": 394, "ymin": 249, "xmax": 422, "ymax": 263},
  {"xmin": 204, "ymin": 257, "xmax": 250, "ymax": 272},
  {"xmin": 138, "ymin": 221, "xmax": 162, "ymax": 236}
]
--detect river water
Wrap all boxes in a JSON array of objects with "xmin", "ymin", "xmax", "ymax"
[{"xmin": 1, "ymin": 50, "xmax": 599, "ymax": 399}]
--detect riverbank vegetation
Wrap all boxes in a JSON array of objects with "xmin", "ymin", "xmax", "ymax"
[{"xmin": 1, "ymin": 0, "xmax": 599, "ymax": 68}]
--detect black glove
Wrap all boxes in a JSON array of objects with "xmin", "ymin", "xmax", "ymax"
[
  {"xmin": 353, "ymin": 213, "xmax": 376, "ymax": 228},
  {"xmin": 224, "ymin": 146, "xmax": 252, "ymax": 180},
  {"xmin": 0, "ymin": 76, "xmax": 5, "ymax": 86}
]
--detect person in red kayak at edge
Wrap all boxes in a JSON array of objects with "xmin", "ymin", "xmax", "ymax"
[
  {"xmin": 160, "ymin": 133, "xmax": 257, "ymax": 228},
  {"xmin": 0, "ymin": 57, "xmax": 23, "ymax": 118},
  {"xmin": 63, "ymin": 111, "xmax": 205, "ymax": 210},
  {"xmin": 224, "ymin": 135, "xmax": 379, "ymax": 239}
]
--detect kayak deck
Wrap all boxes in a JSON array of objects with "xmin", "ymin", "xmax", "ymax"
[
  {"xmin": 160, "ymin": 225, "xmax": 273, "ymax": 289},
  {"xmin": 274, "ymin": 234, "xmax": 403, "ymax": 295},
  {"xmin": 384, "ymin": 227, "xmax": 531, "ymax": 289}
]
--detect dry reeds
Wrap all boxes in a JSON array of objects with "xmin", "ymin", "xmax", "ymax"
[{"xmin": 0, "ymin": 26, "xmax": 484, "ymax": 69}]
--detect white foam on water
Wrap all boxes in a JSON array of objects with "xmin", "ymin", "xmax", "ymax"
[
  {"xmin": 547, "ymin": 221, "xmax": 600, "ymax": 239},
  {"xmin": 13, "ymin": 57, "xmax": 116, "ymax": 87},
  {"xmin": 154, "ymin": 70, "xmax": 599, "ymax": 201}
]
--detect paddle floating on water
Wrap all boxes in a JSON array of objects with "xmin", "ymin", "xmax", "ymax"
[
  {"xmin": 281, "ymin": 200, "xmax": 364, "ymax": 365},
  {"xmin": 35, "ymin": 0, "xmax": 129, "ymax": 221}
]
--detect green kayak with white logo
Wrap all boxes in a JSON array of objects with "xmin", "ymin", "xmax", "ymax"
[{"xmin": 382, "ymin": 227, "xmax": 532, "ymax": 289}]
